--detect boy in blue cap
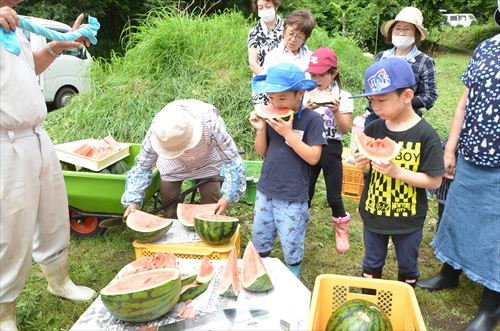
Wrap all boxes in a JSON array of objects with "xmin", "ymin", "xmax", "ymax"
[
  {"xmin": 352, "ymin": 57, "xmax": 444, "ymax": 287},
  {"xmin": 249, "ymin": 63, "xmax": 326, "ymax": 278}
]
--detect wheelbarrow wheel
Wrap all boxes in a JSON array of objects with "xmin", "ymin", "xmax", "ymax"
[{"xmin": 69, "ymin": 210, "xmax": 105, "ymax": 238}]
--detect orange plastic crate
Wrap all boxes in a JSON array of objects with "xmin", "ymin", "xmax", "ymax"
[
  {"xmin": 341, "ymin": 162, "xmax": 364, "ymax": 202},
  {"xmin": 308, "ymin": 274, "xmax": 426, "ymax": 331},
  {"xmin": 133, "ymin": 225, "xmax": 240, "ymax": 260}
]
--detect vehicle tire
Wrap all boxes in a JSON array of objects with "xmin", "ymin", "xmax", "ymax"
[
  {"xmin": 54, "ymin": 86, "xmax": 77, "ymax": 109},
  {"xmin": 69, "ymin": 209, "xmax": 105, "ymax": 239}
]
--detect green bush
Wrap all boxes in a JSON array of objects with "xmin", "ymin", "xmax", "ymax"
[
  {"xmin": 46, "ymin": 9, "xmax": 370, "ymax": 158},
  {"xmin": 430, "ymin": 21, "xmax": 500, "ymax": 52}
]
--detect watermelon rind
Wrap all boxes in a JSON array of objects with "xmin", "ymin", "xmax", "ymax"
[
  {"xmin": 241, "ymin": 273, "xmax": 273, "ymax": 292},
  {"xmin": 194, "ymin": 214, "xmax": 239, "ymax": 245},
  {"xmin": 177, "ymin": 203, "xmax": 218, "ymax": 229},
  {"xmin": 181, "ymin": 274, "xmax": 197, "ymax": 286},
  {"xmin": 353, "ymin": 134, "xmax": 401, "ymax": 163},
  {"xmin": 108, "ymin": 160, "xmax": 129, "ymax": 174},
  {"xmin": 101, "ymin": 268, "xmax": 181, "ymax": 323},
  {"xmin": 255, "ymin": 107, "xmax": 294, "ymax": 122},
  {"xmin": 126, "ymin": 216, "xmax": 173, "ymax": 243},
  {"xmin": 326, "ymin": 299, "xmax": 393, "ymax": 331},
  {"xmin": 178, "ymin": 282, "xmax": 209, "ymax": 302}
]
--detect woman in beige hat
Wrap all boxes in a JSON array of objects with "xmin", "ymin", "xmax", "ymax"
[
  {"xmin": 365, "ymin": 6, "xmax": 438, "ymax": 126},
  {"xmin": 121, "ymin": 99, "xmax": 246, "ymax": 218}
]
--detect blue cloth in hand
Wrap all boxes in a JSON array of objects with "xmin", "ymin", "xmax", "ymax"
[{"xmin": 1, "ymin": 15, "xmax": 100, "ymax": 55}]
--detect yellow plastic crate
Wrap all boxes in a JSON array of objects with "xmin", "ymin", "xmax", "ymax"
[
  {"xmin": 133, "ymin": 225, "xmax": 240, "ymax": 260},
  {"xmin": 308, "ymin": 274, "xmax": 426, "ymax": 331}
]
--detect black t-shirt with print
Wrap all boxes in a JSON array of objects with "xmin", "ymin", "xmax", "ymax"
[{"xmin": 359, "ymin": 118, "xmax": 444, "ymax": 234}]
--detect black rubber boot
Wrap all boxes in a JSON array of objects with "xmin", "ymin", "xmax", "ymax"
[
  {"xmin": 398, "ymin": 273, "xmax": 418, "ymax": 288},
  {"xmin": 417, "ymin": 263, "xmax": 461, "ymax": 291},
  {"xmin": 361, "ymin": 268, "xmax": 382, "ymax": 295},
  {"xmin": 465, "ymin": 287, "xmax": 500, "ymax": 331}
]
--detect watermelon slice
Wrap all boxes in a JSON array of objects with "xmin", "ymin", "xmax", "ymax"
[
  {"xmin": 116, "ymin": 252, "xmax": 177, "ymax": 279},
  {"xmin": 354, "ymin": 133, "xmax": 401, "ymax": 163},
  {"xmin": 218, "ymin": 245, "xmax": 239, "ymax": 297},
  {"xmin": 196, "ymin": 256, "xmax": 215, "ymax": 284},
  {"xmin": 181, "ymin": 273, "xmax": 197, "ymax": 286},
  {"xmin": 177, "ymin": 203, "xmax": 218, "ymax": 229},
  {"xmin": 255, "ymin": 104, "xmax": 294, "ymax": 121},
  {"xmin": 178, "ymin": 281, "xmax": 210, "ymax": 302},
  {"xmin": 307, "ymin": 89, "xmax": 339, "ymax": 104},
  {"xmin": 241, "ymin": 241, "xmax": 273, "ymax": 292},
  {"xmin": 126, "ymin": 210, "xmax": 173, "ymax": 243}
]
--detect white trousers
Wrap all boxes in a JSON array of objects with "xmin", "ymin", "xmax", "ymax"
[{"xmin": 0, "ymin": 126, "xmax": 70, "ymax": 303}]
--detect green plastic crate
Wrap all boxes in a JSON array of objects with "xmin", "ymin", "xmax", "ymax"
[
  {"xmin": 242, "ymin": 160, "xmax": 263, "ymax": 204},
  {"xmin": 62, "ymin": 144, "xmax": 160, "ymax": 214}
]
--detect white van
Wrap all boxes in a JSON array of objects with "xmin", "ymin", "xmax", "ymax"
[
  {"xmin": 20, "ymin": 16, "xmax": 93, "ymax": 109},
  {"xmin": 443, "ymin": 13, "xmax": 478, "ymax": 27}
]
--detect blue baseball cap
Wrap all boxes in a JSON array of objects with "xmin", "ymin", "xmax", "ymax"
[
  {"xmin": 252, "ymin": 63, "xmax": 317, "ymax": 94},
  {"xmin": 350, "ymin": 57, "xmax": 416, "ymax": 98}
]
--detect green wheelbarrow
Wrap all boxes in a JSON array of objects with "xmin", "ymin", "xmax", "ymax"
[{"xmin": 62, "ymin": 144, "xmax": 161, "ymax": 238}]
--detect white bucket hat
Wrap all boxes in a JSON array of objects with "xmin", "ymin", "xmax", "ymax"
[
  {"xmin": 380, "ymin": 7, "xmax": 429, "ymax": 41},
  {"xmin": 150, "ymin": 101, "xmax": 203, "ymax": 160}
]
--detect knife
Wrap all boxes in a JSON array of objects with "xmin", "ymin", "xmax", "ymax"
[{"xmin": 148, "ymin": 308, "xmax": 270, "ymax": 331}]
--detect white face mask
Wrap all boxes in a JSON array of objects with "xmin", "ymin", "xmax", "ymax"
[
  {"xmin": 392, "ymin": 35, "xmax": 415, "ymax": 50},
  {"xmin": 258, "ymin": 8, "xmax": 276, "ymax": 23}
]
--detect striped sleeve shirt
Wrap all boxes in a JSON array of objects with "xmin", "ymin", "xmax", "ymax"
[{"xmin": 121, "ymin": 101, "xmax": 246, "ymax": 208}]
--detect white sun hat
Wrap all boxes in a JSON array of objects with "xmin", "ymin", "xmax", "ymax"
[
  {"xmin": 380, "ymin": 7, "xmax": 429, "ymax": 41},
  {"xmin": 150, "ymin": 101, "xmax": 203, "ymax": 160}
]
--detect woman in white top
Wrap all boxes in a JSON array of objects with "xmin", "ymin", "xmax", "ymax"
[{"xmin": 262, "ymin": 9, "xmax": 315, "ymax": 74}]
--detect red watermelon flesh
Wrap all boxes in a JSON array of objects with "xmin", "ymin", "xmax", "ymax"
[
  {"xmin": 196, "ymin": 256, "xmax": 215, "ymax": 284},
  {"xmin": 177, "ymin": 203, "xmax": 218, "ymax": 228},
  {"xmin": 105, "ymin": 269, "xmax": 178, "ymax": 294},
  {"xmin": 218, "ymin": 245, "xmax": 239, "ymax": 297},
  {"xmin": 354, "ymin": 133, "xmax": 401, "ymax": 163},
  {"xmin": 255, "ymin": 104, "xmax": 294, "ymax": 120},
  {"xmin": 127, "ymin": 210, "xmax": 171, "ymax": 230},
  {"xmin": 241, "ymin": 241, "xmax": 273, "ymax": 292},
  {"xmin": 116, "ymin": 252, "xmax": 177, "ymax": 279}
]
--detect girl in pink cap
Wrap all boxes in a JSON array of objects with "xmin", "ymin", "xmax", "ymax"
[{"xmin": 303, "ymin": 47, "xmax": 354, "ymax": 254}]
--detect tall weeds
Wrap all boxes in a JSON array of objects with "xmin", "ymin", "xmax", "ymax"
[{"xmin": 46, "ymin": 8, "xmax": 369, "ymax": 157}]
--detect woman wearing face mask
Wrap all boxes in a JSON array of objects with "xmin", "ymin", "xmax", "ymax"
[
  {"xmin": 248, "ymin": 0, "xmax": 283, "ymax": 105},
  {"xmin": 364, "ymin": 7, "xmax": 438, "ymax": 126}
]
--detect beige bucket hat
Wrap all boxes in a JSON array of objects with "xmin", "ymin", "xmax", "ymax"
[
  {"xmin": 150, "ymin": 101, "xmax": 203, "ymax": 160},
  {"xmin": 380, "ymin": 7, "xmax": 429, "ymax": 41}
]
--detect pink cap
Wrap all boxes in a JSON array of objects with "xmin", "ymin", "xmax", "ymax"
[{"xmin": 305, "ymin": 47, "xmax": 337, "ymax": 74}]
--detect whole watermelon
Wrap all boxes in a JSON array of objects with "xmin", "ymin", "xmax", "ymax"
[{"xmin": 326, "ymin": 299, "xmax": 393, "ymax": 331}]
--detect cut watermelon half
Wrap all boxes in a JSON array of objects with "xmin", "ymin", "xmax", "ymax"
[
  {"xmin": 196, "ymin": 256, "xmax": 215, "ymax": 284},
  {"xmin": 177, "ymin": 203, "xmax": 218, "ymax": 229},
  {"xmin": 194, "ymin": 213, "xmax": 239, "ymax": 245},
  {"xmin": 354, "ymin": 133, "xmax": 401, "ymax": 163},
  {"xmin": 255, "ymin": 104, "xmax": 294, "ymax": 121},
  {"xmin": 241, "ymin": 241, "xmax": 273, "ymax": 292},
  {"xmin": 126, "ymin": 210, "xmax": 173, "ymax": 243},
  {"xmin": 218, "ymin": 245, "xmax": 239, "ymax": 297}
]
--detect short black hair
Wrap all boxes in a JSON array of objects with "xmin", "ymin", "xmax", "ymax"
[{"xmin": 394, "ymin": 85, "xmax": 417, "ymax": 95}]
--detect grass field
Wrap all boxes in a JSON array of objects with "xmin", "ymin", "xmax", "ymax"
[{"xmin": 14, "ymin": 52, "xmax": 485, "ymax": 331}]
